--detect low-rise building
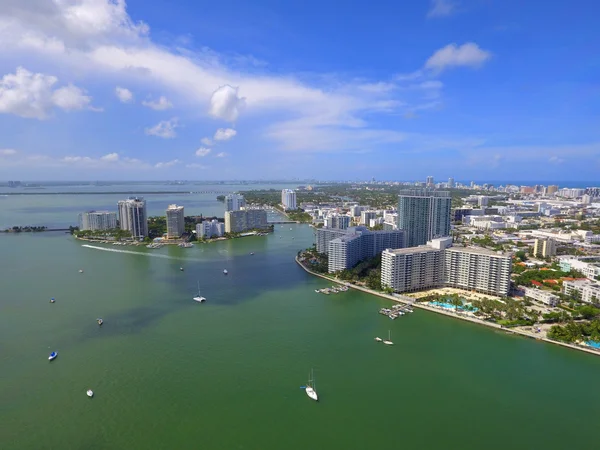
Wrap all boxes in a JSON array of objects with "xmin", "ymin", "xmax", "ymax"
[
  {"xmin": 78, "ymin": 211, "xmax": 117, "ymax": 231},
  {"xmin": 563, "ymin": 279, "xmax": 600, "ymax": 304},
  {"xmin": 559, "ymin": 257, "xmax": 600, "ymax": 281},
  {"xmin": 522, "ymin": 287, "xmax": 560, "ymax": 306},
  {"xmin": 196, "ymin": 219, "xmax": 224, "ymax": 239}
]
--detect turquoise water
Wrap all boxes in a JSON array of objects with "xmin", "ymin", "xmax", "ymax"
[
  {"xmin": 429, "ymin": 300, "xmax": 479, "ymax": 312},
  {"xmin": 586, "ymin": 341, "xmax": 600, "ymax": 349}
]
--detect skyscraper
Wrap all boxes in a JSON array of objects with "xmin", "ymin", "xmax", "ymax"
[
  {"xmin": 397, "ymin": 189, "xmax": 451, "ymax": 247},
  {"xmin": 448, "ymin": 177, "xmax": 455, "ymax": 188},
  {"xmin": 225, "ymin": 194, "xmax": 245, "ymax": 212},
  {"xmin": 426, "ymin": 176, "xmax": 434, "ymax": 187},
  {"xmin": 166, "ymin": 204, "xmax": 185, "ymax": 238},
  {"xmin": 117, "ymin": 197, "xmax": 148, "ymax": 238},
  {"xmin": 281, "ymin": 189, "xmax": 297, "ymax": 210}
]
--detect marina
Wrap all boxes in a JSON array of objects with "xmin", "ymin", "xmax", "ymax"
[
  {"xmin": 379, "ymin": 304, "xmax": 413, "ymax": 320},
  {"xmin": 314, "ymin": 285, "xmax": 349, "ymax": 295}
]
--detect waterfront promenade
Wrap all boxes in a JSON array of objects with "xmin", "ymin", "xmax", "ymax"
[{"xmin": 295, "ymin": 256, "xmax": 600, "ymax": 358}]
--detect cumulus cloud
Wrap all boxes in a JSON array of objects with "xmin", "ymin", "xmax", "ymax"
[
  {"xmin": 0, "ymin": 148, "xmax": 18, "ymax": 155},
  {"xmin": 186, "ymin": 163, "xmax": 207, "ymax": 169},
  {"xmin": 215, "ymin": 152, "xmax": 227, "ymax": 158},
  {"xmin": 209, "ymin": 85, "xmax": 246, "ymax": 122},
  {"xmin": 115, "ymin": 86, "xmax": 133, "ymax": 103},
  {"xmin": 425, "ymin": 43, "xmax": 491, "ymax": 72},
  {"xmin": 213, "ymin": 128, "xmax": 237, "ymax": 141},
  {"xmin": 0, "ymin": 67, "xmax": 95, "ymax": 119},
  {"xmin": 142, "ymin": 95, "xmax": 173, "ymax": 110},
  {"xmin": 155, "ymin": 159, "xmax": 180, "ymax": 168},
  {"xmin": 100, "ymin": 152, "xmax": 119, "ymax": 162},
  {"xmin": 200, "ymin": 137, "xmax": 213, "ymax": 146},
  {"xmin": 145, "ymin": 118, "xmax": 179, "ymax": 138},
  {"xmin": 195, "ymin": 147, "xmax": 211, "ymax": 157},
  {"xmin": 427, "ymin": 0, "xmax": 457, "ymax": 18}
]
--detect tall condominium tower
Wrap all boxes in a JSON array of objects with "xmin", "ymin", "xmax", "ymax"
[
  {"xmin": 225, "ymin": 194, "xmax": 246, "ymax": 212},
  {"xmin": 78, "ymin": 211, "xmax": 117, "ymax": 231},
  {"xmin": 117, "ymin": 197, "xmax": 148, "ymax": 238},
  {"xmin": 281, "ymin": 189, "xmax": 297, "ymax": 210},
  {"xmin": 397, "ymin": 189, "xmax": 451, "ymax": 247},
  {"xmin": 166, "ymin": 204, "xmax": 185, "ymax": 238}
]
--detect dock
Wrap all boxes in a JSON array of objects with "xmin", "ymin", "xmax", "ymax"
[
  {"xmin": 379, "ymin": 304, "xmax": 413, "ymax": 320},
  {"xmin": 315, "ymin": 285, "xmax": 349, "ymax": 295}
]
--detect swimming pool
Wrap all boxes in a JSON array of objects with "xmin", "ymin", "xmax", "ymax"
[
  {"xmin": 586, "ymin": 341, "xmax": 600, "ymax": 349},
  {"xmin": 428, "ymin": 300, "xmax": 479, "ymax": 312}
]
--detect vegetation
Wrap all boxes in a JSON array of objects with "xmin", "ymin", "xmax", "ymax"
[
  {"xmin": 513, "ymin": 267, "xmax": 584, "ymax": 288},
  {"xmin": 285, "ymin": 210, "xmax": 312, "ymax": 223},
  {"xmin": 3, "ymin": 225, "xmax": 48, "ymax": 232},
  {"xmin": 547, "ymin": 320, "xmax": 600, "ymax": 343},
  {"xmin": 73, "ymin": 228, "xmax": 133, "ymax": 240},
  {"xmin": 336, "ymin": 255, "xmax": 383, "ymax": 290}
]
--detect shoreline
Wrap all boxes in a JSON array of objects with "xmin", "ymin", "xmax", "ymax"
[
  {"xmin": 73, "ymin": 230, "xmax": 270, "ymax": 246},
  {"xmin": 295, "ymin": 256, "xmax": 600, "ymax": 358}
]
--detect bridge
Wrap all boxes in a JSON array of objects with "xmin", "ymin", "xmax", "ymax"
[{"xmin": 268, "ymin": 221, "xmax": 297, "ymax": 224}]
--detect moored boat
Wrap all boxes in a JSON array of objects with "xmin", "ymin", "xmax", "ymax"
[
  {"xmin": 87, "ymin": 389, "xmax": 94, "ymax": 397},
  {"xmin": 49, "ymin": 351, "xmax": 58, "ymax": 361}
]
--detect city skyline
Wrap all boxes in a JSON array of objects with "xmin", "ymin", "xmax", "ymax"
[{"xmin": 0, "ymin": 1, "xmax": 599, "ymax": 181}]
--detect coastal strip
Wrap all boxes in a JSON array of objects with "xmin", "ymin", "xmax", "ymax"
[{"xmin": 295, "ymin": 256, "xmax": 600, "ymax": 358}]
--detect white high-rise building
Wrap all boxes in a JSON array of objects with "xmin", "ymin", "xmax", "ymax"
[
  {"xmin": 533, "ymin": 238, "xmax": 556, "ymax": 258},
  {"xmin": 196, "ymin": 220, "xmax": 224, "ymax": 239},
  {"xmin": 397, "ymin": 189, "xmax": 451, "ymax": 247},
  {"xmin": 225, "ymin": 194, "xmax": 246, "ymax": 212},
  {"xmin": 448, "ymin": 177, "xmax": 455, "ymax": 188},
  {"xmin": 323, "ymin": 214, "xmax": 350, "ymax": 230},
  {"xmin": 166, "ymin": 204, "xmax": 185, "ymax": 238},
  {"xmin": 117, "ymin": 197, "xmax": 148, "ymax": 238},
  {"xmin": 281, "ymin": 189, "xmax": 297, "ymax": 210},
  {"xmin": 225, "ymin": 209, "xmax": 268, "ymax": 233},
  {"xmin": 78, "ymin": 211, "xmax": 117, "ymax": 231},
  {"xmin": 426, "ymin": 176, "xmax": 434, "ymax": 187},
  {"xmin": 360, "ymin": 211, "xmax": 377, "ymax": 225}
]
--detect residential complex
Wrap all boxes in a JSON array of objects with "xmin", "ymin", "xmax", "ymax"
[
  {"xmin": 563, "ymin": 280, "xmax": 600, "ymax": 305},
  {"xmin": 323, "ymin": 214, "xmax": 350, "ymax": 230},
  {"xmin": 281, "ymin": 189, "xmax": 297, "ymax": 210},
  {"xmin": 397, "ymin": 189, "xmax": 451, "ymax": 247},
  {"xmin": 196, "ymin": 219, "xmax": 224, "ymax": 239},
  {"xmin": 225, "ymin": 209, "xmax": 268, "ymax": 233},
  {"xmin": 117, "ymin": 197, "xmax": 148, "ymax": 238},
  {"xmin": 225, "ymin": 194, "xmax": 246, "ymax": 212},
  {"xmin": 381, "ymin": 238, "xmax": 512, "ymax": 296},
  {"xmin": 78, "ymin": 211, "xmax": 117, "ymax": 231},
  {"xmin": 533, "ymin": 238, "xmax": 557, "ymax": 258},
  {"xmin": 166, "ymin": 204, "xmax": 185, "ymax": 238},
  {"xmin": 559, "ymin": 257, "xmax": 600, "ymax": 281},
  {"xmin": 522, "ymin": 287, "xmax": 560, "ymax": 307}
]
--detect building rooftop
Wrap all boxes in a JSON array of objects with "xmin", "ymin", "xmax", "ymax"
[
  {"xmin": 446, "ymin": 245, "xmax": 510, "ymax": 257},
  {"xmin": 383, "ymin": 245, "xmax": 441, "ymax": 255}
]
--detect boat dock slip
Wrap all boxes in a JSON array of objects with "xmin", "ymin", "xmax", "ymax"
[
  {"xmin": 379, "ymin": 304, "xmax": 413, "ymax": 320},
  {"xmin": 315, "ymin": 286, "xmax": 349, "ymax": 295}
]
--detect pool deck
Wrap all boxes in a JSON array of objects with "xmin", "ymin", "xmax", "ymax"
[{"xmin": 295, "ymin": 256, "xmax": 600, "ymax": 358}]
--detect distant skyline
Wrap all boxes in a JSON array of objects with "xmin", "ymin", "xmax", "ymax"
[{"xmin": 0, "ymin": 0, "xmax": 599, "ymax": 180}]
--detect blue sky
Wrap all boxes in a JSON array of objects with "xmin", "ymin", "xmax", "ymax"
[{"xmin": 0, "ymin": 0, "xmax": 598, "ymax": 181}]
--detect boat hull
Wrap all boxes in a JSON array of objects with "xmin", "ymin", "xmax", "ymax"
[
  {"xmin": 305, "ymin": 387, "xmax": 318, "ymax": 401},
  {"xmin": 193, "ymin": 296, "xmax": 206, "ymax": 303}
]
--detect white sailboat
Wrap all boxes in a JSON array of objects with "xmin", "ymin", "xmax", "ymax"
[
  {"xmin": 305, "ymin": 368, "xmax": 318, "ymax": 401},
  {"xmin": 375, "ymin": 337, "xmax": 382, "ymax": 342},
  {"xmin": 383, "ymin": 330, "xmax": 394, "ymax": 345},
  {"xmin": 193, "ymin": 281, "xmax": 206, "ymax": 303}
]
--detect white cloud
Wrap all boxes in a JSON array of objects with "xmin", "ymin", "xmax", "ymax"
[
  {"xmin": 0, "ymin": 148, "xmax": 17, "ymax": 155},
  {"xmin": 0, "ymin": 67, "xmax": 94, "ymax": 119},
  {"xmin": 155, "ymin": 159, "xmax": 180, "ymax": 168},
  {"xmin": 427, "ymin": 0, "xmax": 457, "ymax": 18},
  {"xmin": 142, "ymin": 95, "xmax": 173, "ymax": 110},
  {"xmin": 115, "ymin": 86, "xmax": 133, "ymax": 103},
  {"xmin": 186, "ymin": 163, "xmax": 207, "ymax": 169},
  {"xmin": 215, "ymin": 152, "xmax": 227, "ymax": 158},
  {"xmin": 209, "ymin": 85, "xmax": 246, "ymax": 122},
  {"xmin": 213, "ymin": 128, "xmax": 237, "ymax": 141},
  {"xmin": 200, "ymin": 137, "xmax": 212, "ymax": 146},
  {"xmin": 100, "ymin": 152, "xmax": 119, "ymax": 162},
  {"xmin": 195, "ymin": 147, "xmax": 211, "ymax": 157},
  {"xmin": 145, "ymin": 117, "xmax": 179, "ymax": 138},
  {"xmin": 549, "ymin": 156, "xmax": 565, "ymax": 165},
  {"xmin": 425, "ymin": 43, "xmax": 491, "ymax": 72}
]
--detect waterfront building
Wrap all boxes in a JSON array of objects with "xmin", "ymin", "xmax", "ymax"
[
  {"xmin": 444, "ymin": 246, "xmax": 512, "ymax": 296},
  {"xmin": 78, "ymin": 211, "xmax": 117, "ymax": 231},
  {"xmin": 196, "ymin": 219, "xmax": 224, "ymax": 239},
  {"xmin": 323, "ymin": 214, "xmax": 350, "ymax": 230},
  {"xmin": 533, "ymin": 238, "xmax": 556, "ymax": 258},
  {"xmin": 315, "ymin": 227, "xmax": 348, "ymax": 254},
  {"xmin": 522, "ymin": 287, "xmax": 560, "ymax": 307},
  {"xmin": 448, "ymin": 177, "xmax": 455, "ymax": 188},
  {"xmin": 381, "ymin": 239, "xmax": 512, "ymax": 296},
  {"xmin": 397, "ymin": 189, "xmax": 451, "ymax": 247},
  {"xmin": 563, "ymin": 280, "xmax": 600, "ymax": 304},
  {"xmin": 281, "ymin": 189, "xmax": 297, "ymax": 210},
  {"xmin": 546, "ymin": 185, "xmax": 559, "ymax": 195},
  {"xmin": 166, "ymin": 204, "xmax": 185, "ymax": 238},
  {"xmin": 325, "ymin": 227, "xmax": 404, "ymax": 273},
  {"xmin": 117, "ymin": 197, "xmax": 148, "ymax": 238},
  {"xmin": 225, "ymin": 194, "xmax": 245, "ymax": 212},
  {"xmin": 225, "ymin": 209, "xmax": 268, "ymax": 233}
]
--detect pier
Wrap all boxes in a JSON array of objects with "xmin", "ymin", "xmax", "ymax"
[{"xmin": 379, "ymin": 304, "xmax": 413, "ymax": 319}]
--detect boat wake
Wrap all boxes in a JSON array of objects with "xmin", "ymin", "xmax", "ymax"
[{"xmin": 81, "ymin": 244, "xmax": 195, "ymax": 261}]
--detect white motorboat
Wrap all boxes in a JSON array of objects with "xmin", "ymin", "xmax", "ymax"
[
  {"xmin": 49, "ymin": 351, "xmax": 58, "ymax": 361},
  {"xmin": 383, "ymin": 330, "xmax": 394, "ymax": 345},
  {"xmin": 79, "ymin": 269, "xmax": 84, "ymax": 273},
  {"xmin": 50, "ymin": 297, "xmax": 55, "ymax": 303},
  {"xmin": 305, "ymin": 369, "xmax": 318, "ymax": 401},
  {"xmin": 375, "ymin": 337, "xmax": 382, "ymax": 342},
  {"xmin": 180, "ymin": 267, "xmax": 184, "ymax": 271},
  {"xmin": 193, "ymin": 281, "xmax": 206, "ymax": 303},
  {"xmin": 223, "ymin": 269, "xmax": 228, "ymax": 275},
  {"xmin": 97, "ymin": 318, "xmax": 103, "ymax": 326},
  {"xmin": 87, "ymin": 389, "xmax": 94, "ymax": 397}
]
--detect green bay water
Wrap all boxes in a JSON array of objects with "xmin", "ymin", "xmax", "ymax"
[{"xmin": 2, "ymin": 193, "xmax": 600, "ymax": 449}]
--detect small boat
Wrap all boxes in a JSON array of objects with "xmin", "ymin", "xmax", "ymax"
[
  {"xmin": 180, "ymin": 267, "xmax": 184, "ymax": 271},
  {"xmin": 49, "ymin": 351, "xmax": 58, "ymax": 361},
  {"xmin": 79, "ymin": 269, "xmax": 84, "ymax": 273},
  {"xmin": 87, "ymin": 389, "xmax": 94, "ymax": 398},
  {"xmin": 193, "ymin": 281, "xmax": 206, "ymax": 303},
  {"xmin": 223, "ymin": 269, "xmax": 228, "ymax": 275},
  {"xmin": 383, "ymin": 330, "xmax": 394, "ymax": 345},
  {"xmin": 250, "ymin": 252, "xmax": 254, "ymax": 255},
  {"xmin": 50, "ymin": 297, "xmax": 55, "ymax": 303},
  {"xmin": 375, "ymin": 337, "xmax": 382, "ymax": 342},
  {"xmin": 305, "ymin": 368, "xmax": 318, "ymax": 401},
  {"xmin": 315, "ymin": 290, "xmax": 320, "ymax": 293},
  {"xmin": 97, "ymin": 318, "xmax": 103, "ymax": 326}
]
